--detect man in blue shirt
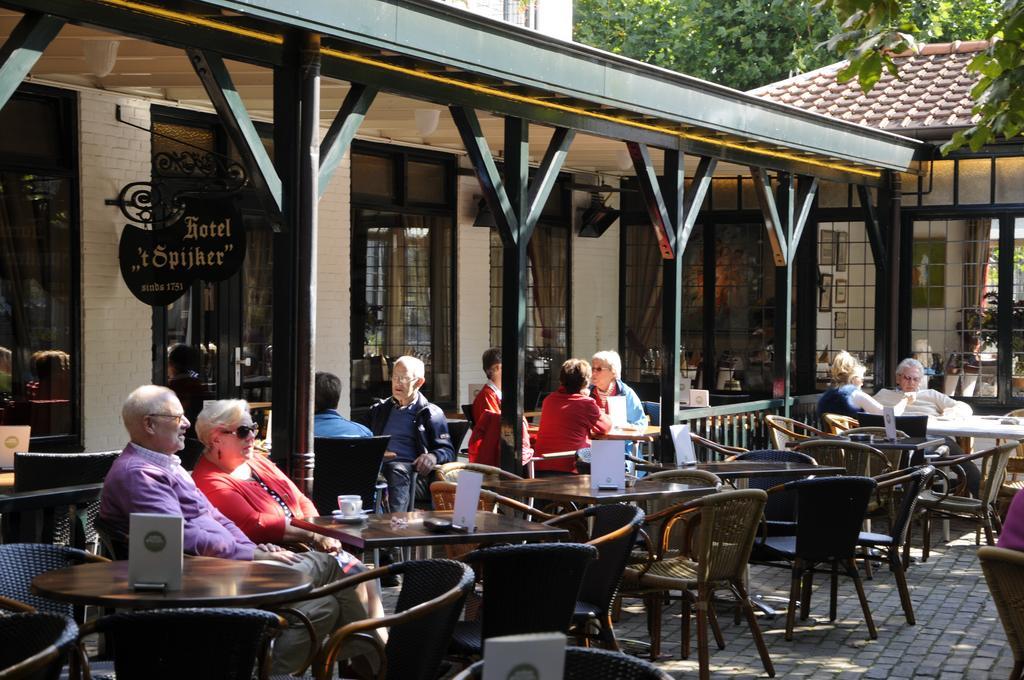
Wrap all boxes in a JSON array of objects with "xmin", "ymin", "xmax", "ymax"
[
  {"xmin": 313, "ymin": 371, "xmax": 372, "ymax": 438},
  {"xmin": 367, "ymin": 356, "xmax": 453, "ymax": 512}
]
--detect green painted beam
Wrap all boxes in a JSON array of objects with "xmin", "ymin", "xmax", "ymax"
[
  {"xmin": 523, "ymin": 127, "xmax": 575, "ymax": 237},
  {"xmin": 627, "ymin": 141, "xmax": 676, "ymax": 259},
  {"xmin": 858, "ymin": 184, "xmax": 887, "ymax": 276},
  {"xmin": 0, "ymin": 13, "xmax": 64, "ymax": 112},
  {"xmin": 680, "ymin": 155, "xmax": 716, "ymax": 254},
  {"xmin": 750, "ymin": 166, "xmax": 788, "ymax": 267},
  {"xmin": 449, "ymin": 105, "xmax": 519, "ymax": 245},
  {"xmin": 319, "ymin": 83, "xmax": 377, "ymax": 198},
  {"xmin": 790, "ymin": 176, "xmax": 819, "ymax": 251},
  {"xmin": 187, "ymin": 48, "xmax": 283, "ymax": 220}
]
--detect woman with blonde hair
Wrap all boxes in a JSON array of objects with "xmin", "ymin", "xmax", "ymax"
[{"xmin": 816, "ymin": 351, "xmax": 904, "ymax": 420}]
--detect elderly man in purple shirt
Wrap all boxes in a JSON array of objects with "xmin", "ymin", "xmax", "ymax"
[{"xmin": 100, "ymin": 385, "xmax": 376, "ymax": 674}]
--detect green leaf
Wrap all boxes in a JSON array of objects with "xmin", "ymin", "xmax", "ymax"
[{"xmin": 858, "ymin": 49, "xmax": 883, "ymax": 90}]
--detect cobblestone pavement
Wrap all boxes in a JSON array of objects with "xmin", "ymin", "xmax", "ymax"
[
  {"xmin": 608, "ymin": 519, "xmax": 1014, "ymax": 678},
  {"xmin": 406, "ymin": 518, "xmax": 1014, "ymax": 679}
]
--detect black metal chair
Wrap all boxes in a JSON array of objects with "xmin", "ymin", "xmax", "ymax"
[
  {"xmin": 754, "ymin": 476, "xmax": 878, "ymax": 641},
  {"xmin": 451, "ymin": 646, "xmax": 673, "ymax": 680},
  {"xmin": 311, "ymin": 559, "xmax": 475, "ymax": 680},
  {"xmin": 93, "ymin": 515, "xmax": 128, "ymax": 561},
  {"xmin": 0, "ymin": 543, "xmax": 108, "ymax": 621},
  {"xmin": 13, "ymin": 451, "xmax": 120, "ymax": 549},
  {"xmin": 0, "ymin": 612, "xmax": 78, "ymax": 680},
  {"xmin": 311, "ymin": 435, "xmax": 390, "ymax": 514},
  {"xmin": 642, "ymin": 401, "xmax": 661, "ymax": 426},
  {"xmin": 857, "ymin": 465, "xmax": 936, "ymax": 625},
  {"xmin": 447, "ymin": 418, "xmax": 471, "ymax": 455},
  {"xmin": 448, "ymin": 542, "xmax": 598, "ymax": 657},
  {"xmin": 80, "ymin": 608, "xmax": 284, "ymax": 680},
  {"xmin": 460, "ymin": 403, "xmax": 475, "ymax": 427},
  {"xmin": 545, "ymin": 504, "xmax": 645, "ymax": 650}
]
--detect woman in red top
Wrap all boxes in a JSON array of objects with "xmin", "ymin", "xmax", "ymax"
[
  {"xmin": 192, "ymin": 400, "xmax": 384, "ymax": 621},
  {"xmin": 533, "ymin": 358, "xmax": 612, "ymax": 475}
]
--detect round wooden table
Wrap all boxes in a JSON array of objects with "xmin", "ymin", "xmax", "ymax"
[{"xmin": 32, "ymin": 556, "xmax": 313, "ymax": 609}]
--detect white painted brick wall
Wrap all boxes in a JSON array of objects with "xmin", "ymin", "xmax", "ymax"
[
  {"xmin": 572, "ymin": 186, "xmax": 620, "ymax": 359},
  {"xmin": 316, "ymin": 150, "xmax": 353, "ymax": 416},
  {"xmin": 79, "ymin": 90, "xmax": 153, "ymax": 450}
]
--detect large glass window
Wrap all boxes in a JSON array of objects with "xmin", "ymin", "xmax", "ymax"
[
  {"xmin": 0, "ymin": 87, "xmax": 78, "ymax": 441},
  {"xmin": 350, "ymin": 145, "xmax": 455, "ymax": 410}
]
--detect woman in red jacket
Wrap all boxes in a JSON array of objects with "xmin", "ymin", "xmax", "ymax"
[
  {"xmin": 533, "ymin": 358, "xmax": 612, "ymax": 475},
  {"xmin": 192, "ymin": 399, "xmax": 384, "ymax": 620}
]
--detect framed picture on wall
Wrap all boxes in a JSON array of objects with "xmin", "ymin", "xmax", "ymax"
[
  {"xmin": 834, "ymin": 278, "xmax": 847, "ymax": 305},
  {"xmin": 819, "ymin": 273, "xmax": 833, "ymax": 312},
  {"xmin": 820, "ymin": 229, "xmax": 835, "ymax": 265},
  {"xmin": 834, "ymin": 311, "xmax": 848, "ymax": 339},
  {"xmin": 835, "ymin": 231, "xmax": 849, "ymax": 272},
  {"xmin": 911, "ymin": 239, "xmax": 946, "ymax": 308}
]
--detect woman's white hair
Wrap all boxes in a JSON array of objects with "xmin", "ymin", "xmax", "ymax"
[
  {"xmin": 591, "ymin": 350, "xmax": 622, "ymax": 379},
  {"xmin": 195, "ymin": 399, "xmax": 250, "ymax": 448}
]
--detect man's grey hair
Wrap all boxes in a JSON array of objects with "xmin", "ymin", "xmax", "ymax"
[
  {"xmin": 122, "ymin": 384, "xmax": 175, "ymax": 431},
  {"xmin": 592, "ymin": 350, "xmax": 622, "ymax": 379},
  {"xmin": 896, "ymin": 357, "xmax": 925, "ymax": 377},
  {"xmin": 395, "ymin": 355, "xmax": 425, "ymax": 381}
]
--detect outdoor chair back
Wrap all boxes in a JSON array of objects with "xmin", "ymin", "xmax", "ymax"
[
  {"xmin": 311, "ymin": 435, "xmax": 389, "ymax": 514},
  {"xmin": 447, "ymin": 419, "xmax": 471, "ymax": 454},
  {"xmin": 640, "ymin": 469, "xmax": 721, "ymax": 549},
  {"xmin": 764, "ymin": 414, "xmax": 825, "ymax": 450},
  {"xmin": 82, "ymin": 608, "xmax": 284, "ymax": 680},
  {"xmin": 13, "ymin": 451, "xmax": 119, "ymax": 549},
  {"xmin": 691, "ymin": 488, "xmax": 768, "ymax": 584},
  {"xmin": 452, "ymin": 646, "xmax": 672, "ymax": 680},
  {"xmin": 0, "ymin": 543, "xmax": 107, "ymax": 621},
  {"xmin": 795, "ymin": 439, "xmax": 892, "ymax": 477},
  {"xmin": 313, "ymin": 559, "xmax": 475, "ymax": 680},
  {"xmin": 978, "ymin": 546, "xmax": 1024, "ymax": 679},
  {"xmin": 791, "ymin": 476, "xmax": 876, "ymax": 562},
  {"xmin": 460, "ymin": 404, "xmax": 475, "ymax": 426},
  {"xmin": 732, "ymin": 449, "xmax": 816, "ymax": 533},
  {"xmin": 434, "ymin": 462, "xmax": 523, "ymax": 484},
  {"xmin": 641, "ymin": 401, "xmax": 660, "ymax": 426},
  {"xmin": 449, "ymin": 543, "xmax": 598, "ymax": 656},
  {"xmin": 821, "ymin": 413, "xmax": 858, "ymax": 434},
  {"xmin": 0, "ymin": 612, "xmax": 78, "ymax": 680}
]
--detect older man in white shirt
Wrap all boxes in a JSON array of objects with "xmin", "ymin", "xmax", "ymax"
[
  {"xmin": 874, "ymin": 357, "xmax": 979, "ymax": 495},
  {"xmin": 874, "ymin": 358, "xmax": 973, "ymax": 417}
]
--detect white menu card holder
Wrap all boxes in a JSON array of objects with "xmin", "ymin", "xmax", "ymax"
[
  {"xmin": 591, "ymin": 441, "xmax": 626, "ymax": 490},
  {"xmin": 482, "ymin": 632, "xmax": 565, "ymax": 680},
  {"xmin": 129, "ymin": 513, "xmax": 183, "ymax": 591},
  {"xmin": 883, "ymin": 407, "xmax": 898, "ymax": 441},
  {"xmin": 669, "ymin": 423, "xmax": 697, "ymax": 465},
  {"xmin": 607, "ymin": 396, "xmax": 628, "ymax": 428},
  {"xmin": 452, "ymin": 470, "xmax": 483, "ymax": 532}
]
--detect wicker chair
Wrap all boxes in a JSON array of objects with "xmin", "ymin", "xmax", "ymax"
[
  {"xmin": 919, "ymin": 442, "xmax": 1017, "ymax": 560},
  {"xmin": 856, "ymin": 465, "xmax": 936, "ymax": 625},
  {"xmin": 795, "ymin": 439, "xmax": 893, "ymax": 477},
  {"xmin": 979, "ymin": 545, "xmax": 1024, "ymax": 680},
  {"xmin": 821, "ymin": 413, "xmax": 859, "ymax": 435},
  {"xmin": 764, "ymin": 415, "xmax": 826, "ymax": 450},
  {"xmin": 311, "ymin": 435, "xmax": 390, "ymax": 514},
  {"xmin": 448, "ymin": 543, "xmax": 598, "ymax": 658},
  {"xmin": 434, "ymin": 462, "xmax": 524, "ymax": 484},
  {"xmin": 0, "ymin": 543, "xmax": 109, "ymax": 620},
  {"xmin": 451, "ymin": 646, "xmax": 673, "ymax": 680},
  {"xmin": 80, "ymin": 608, "xmax": 284, "ymax": 680},
  {"xmin": 0, "ymin": 612, "xmax": 78, "ymax": 680},
  {"xmin": 544, "ymin": 504, "xmax": 645, "ymax": 651},
  {"xmin": 755, "ymin": 476, "xmax": 879, "ymax": 642},
  {"xmin": 690, "ymin": 432, "xmax": 748, "ymax": 462},
  {"xmin": 999, "ymin": 408, "xmax": 1024, "ymax": 515},
  {"xmin": 312, "ymin": 560, "xmax": 475, "ymax": 680},
  {"xmin": 635, "ymin": 469, "xmax": 722, "ymax": 557},
  {"xmin": 623, "ymin": 490, "xmax": 774, "ymax": 679},
  {"xmin": 13, "ymin": 451, "xmax": 120, "ymax": 549}
]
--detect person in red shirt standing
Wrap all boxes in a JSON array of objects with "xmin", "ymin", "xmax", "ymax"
[
  {"xmin": 467, "ymin": 347, "xmax": 532, "ymax": 468},
  {"xmin": 534, "ymin": 358, "xmax": 612, "ymax": 475}
]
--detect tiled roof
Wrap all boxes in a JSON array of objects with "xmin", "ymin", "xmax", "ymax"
[{"xmin": 750, "ymin": 41, "xmax": 987, "ymax": 138}]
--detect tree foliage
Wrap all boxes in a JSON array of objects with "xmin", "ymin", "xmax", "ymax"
[
  {"xmin": 573, "ymin": 0, "xmax": 840, "ymax": 91},
  {"xmin": 816, "ymin": 0, "xmax": 1005, "ymax": 153}
]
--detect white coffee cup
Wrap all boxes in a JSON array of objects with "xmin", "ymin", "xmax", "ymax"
[{"xmin": 337, "ymin": 495, "xmax": 363, "ymax": 516}]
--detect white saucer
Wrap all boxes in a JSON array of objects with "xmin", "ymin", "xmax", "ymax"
[{"xmin": 331, "ymin": 510, "xmax": 370, "ymax": 523}]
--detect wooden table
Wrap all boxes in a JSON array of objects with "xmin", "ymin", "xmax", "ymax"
[
  {"xmin": 593, "ymin": 425, "xmax": 660, "ymax": 442},
  {"xmin": 485, "ymin": 475, "xmax": 716, "ymax": 506},
  {"xmin": 927, "ymin": 415, "xmax": 1024, "ymax": 453},
  {"xmin": 31, "ymin": 556, "xmax": 313, "ymax": 609},
  {"xmin": 693, "ymin": 461, "xmax": 844, "ymax": 480},
  {"xmin": 293, "ymin": 510, "xmax": 569, "ymax": 551},
  {"xmin": 0, "ymin": 471, "xmax": 12, "ymax": 492}
]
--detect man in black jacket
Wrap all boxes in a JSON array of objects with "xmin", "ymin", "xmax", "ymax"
[{"xmin": 368, "ymin": 355, "xmax": 454, "ymax": 512}]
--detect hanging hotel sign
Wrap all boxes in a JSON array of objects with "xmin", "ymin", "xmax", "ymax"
[{"xmin": 113, "ymin": 151, "xmax": 248, "ymax": 306}]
